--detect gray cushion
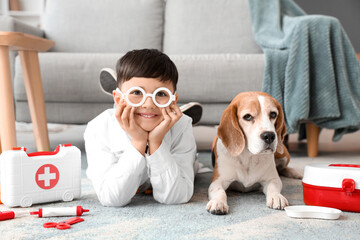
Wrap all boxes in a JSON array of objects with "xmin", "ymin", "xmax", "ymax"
[
  {"xmin": 42, "ymin": 0, "xmax": 164, "ymax": 52},
  {"xmin": 15, "ymin": 102, "xmax": 112, "ymax": 124},
  {"xmin": 14, "ymin": 53, "xmax": 264, "ymax": 103},
  {"xmin": 14, "ymin": 53, "xmax": 121, "ymax": 103},
  {"xmin": 172, "ymin": 54, "xmax": 265, "ymax": 102},
  {"xmin": 14, "ymin": 53, "xmax": 264, "ymax": 125},
  {"xmin": 163, "ymin": 0, "xmax": 262, "ymax": 54},
  {"xmin": 15, "ymin": 101, "xmax": 227, "ymax": 125},
  {"xmin": 196, "ymin": 103, "xmax": 230, "ymax": 125}
]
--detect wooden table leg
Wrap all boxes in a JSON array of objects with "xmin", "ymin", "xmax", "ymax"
[
  {"xmin": 306, "ymin": 122, "xmax": 320, "ymax": 157},
  {"xmin": 19, "ymin": 50, "xmax": 50, "ymax": 152},
  {"xmin": 0, "ymin": 129, "xmax": 2, "ymax": 153},
  {"xmin": 0, "ymin": 46, "xmax": 17, "ymax": 152}
]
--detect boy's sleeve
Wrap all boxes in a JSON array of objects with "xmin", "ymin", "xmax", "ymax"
[
  {"xmin": 84, "ymin": 123, "xmax": 146, "ymax": 207},
  {"xmin": 146, "ymin": 117, "xmax": 197, "ymax": 204}
]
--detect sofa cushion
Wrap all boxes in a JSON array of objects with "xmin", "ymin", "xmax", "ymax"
[
  {"xmin": 163, "ymin": 0, "xmax": 262, "ymax": 54},
  {"xmin": 15, "ymin": 101, "xmax": 228, "ymax": 125},
  {"xmin": 15, "ymin": 101, "xmax": 112, "ymax": 124},
  {"xmin": 14, "ymin": 53, "xmax": 120, "ymax": 103},
  {"xmin": 14, "ymin": 53, "xmax": 264, "ymax": 103},
  {"xmin": 171, "ymin": 54, "xmax": 265, "ymax": 102},
  {"xmin": 14, "ymin": 53, "xmax": 264, "ymax": 124},
  {"xmin": 42, "ymin": 0, "xmax": 164, "ymax": 52}
]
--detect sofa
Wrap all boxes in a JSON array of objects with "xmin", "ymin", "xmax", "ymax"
[
  {"xmin": 1, "ymin": 0, "xmax": 267, "ymax": 150},
  {"xmin": 2, "ymin": 0, "xmax": 318, "ymax": 152}
]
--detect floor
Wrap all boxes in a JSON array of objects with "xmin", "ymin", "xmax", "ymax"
[
  {"xmin": 13, "ymin": 122, "xmax": 360, "ymax": 173},
  {"xmin": 1, "ymin": 123, "xmax": 358, "ymax": 240},
  {"xmin": 287, "ymin": 127, "xmax": 360, "ymax": 171}
]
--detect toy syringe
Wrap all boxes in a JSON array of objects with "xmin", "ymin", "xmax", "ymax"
[
  {"xmin": 0, "ymin": 210, "xmax": 30, "ymax": 221},
  {"xmin": 0, "ymin": 206, "xmax": 89, "ymax": 221},
  {"xmin": 30, "ymin": 206, "xmax": 89, "ymax": 217}
]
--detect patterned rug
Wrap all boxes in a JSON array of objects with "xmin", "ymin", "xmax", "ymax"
[{"xmin": 1, "ymin": 153, "xmax": 359, "ymax": 240}]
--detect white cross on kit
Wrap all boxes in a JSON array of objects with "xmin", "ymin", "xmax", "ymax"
[{"xmin": 38, "ymin": 167, "xmax": 57, "ymax": 187}]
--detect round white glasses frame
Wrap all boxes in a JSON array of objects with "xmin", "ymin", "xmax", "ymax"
[{"xmin": 115, "ymin": 86, "xmax": 176, "ymax": 108}]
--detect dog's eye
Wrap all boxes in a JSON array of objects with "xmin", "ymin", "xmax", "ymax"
[
  {"xmin": 270, "ymin": 112, "xmax": 277, "ymax": 119},
  {"xmin": 243, "ymin": 114, "xmax": 253, "ymax": 121}
]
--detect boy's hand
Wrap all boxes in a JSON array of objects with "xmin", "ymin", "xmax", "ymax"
[
  {"xmin": 148, "ymin": 103, "xmax": 182, "ymax": 154},
  {"xmin": 115, "ymin": 99, "xmax": 148, "ymax": 155}
]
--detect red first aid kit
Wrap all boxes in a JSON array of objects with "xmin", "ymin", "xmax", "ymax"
[
  {"xmin": 302, "ymin": 163, "xmax": 360, "ymax": 212},
  {"xmin": 0, "ymin": 144, "xmax": 81, "ymax": 207}
]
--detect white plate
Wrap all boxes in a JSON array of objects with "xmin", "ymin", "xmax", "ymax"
[{"xmin": 284, "ymin": 205, "xmax": 342, "ymax": 220}]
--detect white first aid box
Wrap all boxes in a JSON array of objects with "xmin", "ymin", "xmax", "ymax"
[{"xmin": 1, "ymin": 144, "xmax": 81, "ymax": 207}]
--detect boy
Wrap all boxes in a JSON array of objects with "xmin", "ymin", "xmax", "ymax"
[{"xmin": 85, "ymin": 49, "xmax": 199, "ymax": 207}]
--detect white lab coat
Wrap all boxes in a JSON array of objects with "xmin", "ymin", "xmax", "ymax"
[{"xmin": 84, "ymin": 109, "xmax": 197, "ymax": 207}]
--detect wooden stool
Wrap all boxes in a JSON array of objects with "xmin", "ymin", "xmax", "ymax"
[{"xmin": 0, "ymin": 32, "xmax": 55, "ymax": 153}]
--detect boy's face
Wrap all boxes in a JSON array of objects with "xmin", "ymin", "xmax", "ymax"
[{"xmin": 113, "ymin": 77, "xmax": 178, "ymax": 132}]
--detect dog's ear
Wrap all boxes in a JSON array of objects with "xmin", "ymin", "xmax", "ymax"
[
  {"xmin": 274, "ymin": 101, "xmax": 286, "ymax": 154},
  {"xmin": 218, "ymin": 104, "xmax": 245, "ymax": 157}
]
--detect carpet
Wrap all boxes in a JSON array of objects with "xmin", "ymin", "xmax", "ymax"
[{"xmin": 1, "ymin": 152, "xmax": 359, "ymax": 240}]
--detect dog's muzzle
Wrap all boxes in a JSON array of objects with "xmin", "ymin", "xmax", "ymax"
[
  {"xmin": 260, "ymin": 131, "xmax": 276, "ymax": 153},
  {"xmin": 260, "ymin": 131, "xmax": 276, "ymax": 144}
]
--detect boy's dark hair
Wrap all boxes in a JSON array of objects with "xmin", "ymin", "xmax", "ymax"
[{"xmin": 116, "ymin": 49, "xmax": 178, "ymax": 91}]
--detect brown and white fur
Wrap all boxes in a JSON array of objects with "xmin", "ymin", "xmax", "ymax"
[{"xmin": 207, "ymin": 92, "xmax": 302, "ymax": 215}]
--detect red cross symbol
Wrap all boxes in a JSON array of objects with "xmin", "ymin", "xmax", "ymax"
[{"xmin": 35, "ymin": 164, "xmax": 60, "ymax": 190}]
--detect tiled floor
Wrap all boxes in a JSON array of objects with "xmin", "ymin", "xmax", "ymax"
[{"xmin": 14, "ymin": 122, "xmax": 360, "ymax": 172}]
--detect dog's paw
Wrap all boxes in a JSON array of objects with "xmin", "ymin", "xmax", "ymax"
[
  {"xmin": 206, "ymin": 200, "xmax": 229, "ymax": 215},
  {"xmin": 266, "ymin": 193, "xmax": 289, "ymax": 210}
]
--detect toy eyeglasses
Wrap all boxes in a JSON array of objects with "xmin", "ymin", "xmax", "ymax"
[{"xmin": 116, "ymin": 86, "xmax": 176, "ymax": 108}]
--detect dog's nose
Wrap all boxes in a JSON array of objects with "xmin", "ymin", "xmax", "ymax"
[{"xmin": 260, "ymin": 132, "xmax": 276, "ymax": 144}]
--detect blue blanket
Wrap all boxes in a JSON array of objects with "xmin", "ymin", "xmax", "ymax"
[{"xmin": 248, "ymin": 0, "xmax": 360, "ymax": 141}]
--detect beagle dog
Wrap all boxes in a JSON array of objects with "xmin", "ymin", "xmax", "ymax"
[{"xmin": 207, "ymin": 92, "xmax": 302, "ymax": 215}]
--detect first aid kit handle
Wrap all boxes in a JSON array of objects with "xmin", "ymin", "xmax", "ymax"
[
  {"xmin": 329, "ymin": 164, "xmax": 360, "ymax": 168},
  {"xmin": 342, "ymin": 179, "xmax": 355, "ymax": 193}
]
